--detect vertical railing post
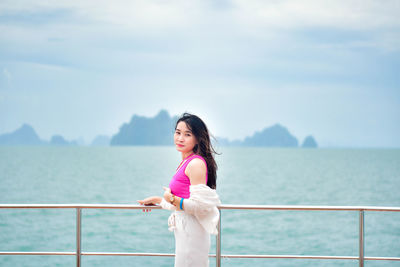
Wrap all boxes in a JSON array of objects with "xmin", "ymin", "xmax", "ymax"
[
  {"xmin": 77, "ymin": 208, "xmax": 82, "ymax": 267},
  {"xmin": 359, "ymin": 210, "xmax": 364, "ymax": 267},
  {"xmin": 216, "ymin": 209, "xmax": 221, "ymax": 267}
]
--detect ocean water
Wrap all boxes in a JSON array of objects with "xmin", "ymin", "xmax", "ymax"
[{"xmin": 0, "ymin": 146, "xmax": 399, "ymax": 266}]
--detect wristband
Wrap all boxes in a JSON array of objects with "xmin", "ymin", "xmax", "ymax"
[{"xmin": 180, "ymin": 198, "xmax": 184, "ymax": 210}]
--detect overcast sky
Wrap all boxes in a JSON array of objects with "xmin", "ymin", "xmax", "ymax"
[{"xmin": 0, "ymin": 0, "xmax": 399, "ymax": 147}]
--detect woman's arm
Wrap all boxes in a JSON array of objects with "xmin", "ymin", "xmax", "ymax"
[
  {"xmin": 163, "ymin": 185, "xmax": 218, "ymax": 215},
  {"xmin": 185, "ymin": 158, "xmax": 207, "ymax": 185},
  {"xmin": 137, "ymin": 196, "xmax": 162, "ymax": 212},
  {"xmin": 163, "ymin": 187, "xmax": 183, "ymax": 210}
]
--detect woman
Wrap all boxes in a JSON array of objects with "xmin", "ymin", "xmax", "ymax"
[{"xmin": 138, "ymin": 112, "xmax": 221, "ymax": 267}]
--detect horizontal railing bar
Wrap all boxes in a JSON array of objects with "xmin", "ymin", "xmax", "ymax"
[
  {"xmin": 221, "ymin": 255, "xmax": 400, "ymax": 261},
  {"xmin": 220, "ymin": 255, "xmax": 400, "ymax": 261},
  {"xmin": 82, "ymin": 252, "xmax": 175, "ymax": 257},
  {"xmin": 1, "ymin": 204, "xmax": 400, "ymax": 212},
  {"xmin": 85, "ymin": 253, "xmax": 217, "ymax": 258},
  {"xmin": 365, "ymin": 256, "xmax": 400, "ymax": 261},
  {"xmin": 0, "ymin": 204, "xmax": 161, "ymax": 209},
  {"xmin": 219, "ymin": 204, "xmax": 400, "ymax": 212},
  {"xmin": 0, "ymin": 252, "xmax": 75, "ymax": 256},
  {"xmin": 221, "ymin": 254, "xmax": 358, "ymax": 260},
  {"xmin": 0, "ymin": 251, "xmax": 400, "ymax": 261},
  {"xmin": 0, "ymin": 251, "xmax": 214, "ymax": 258},
  {"xmin": 2, "ymin": 252, "xmax": 398, "ymax": 261},
  {"xmin": 83, "ymin": 253, "xmax": 358, "ymax": 260}
]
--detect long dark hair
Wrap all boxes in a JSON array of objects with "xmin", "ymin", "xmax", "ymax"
[{"xmin": 175, "ymin": 112, "xmax": 219, "ymax": 189}]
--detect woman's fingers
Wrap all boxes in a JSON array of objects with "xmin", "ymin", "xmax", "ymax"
[
  {"xmin": 138, "ymin": 199, "xmax": 153, "ymax": 212},
  {"xmin": 138, "ymin": 201, "xmax": 150, "ymax": 205}
]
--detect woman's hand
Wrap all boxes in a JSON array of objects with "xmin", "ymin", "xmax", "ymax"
[
  {"xmin": 163, "ymin": 187, "xmax": 172, "ymax": 203},
  {"xmin": 137, "ymin": 196, "xmax": 162, "ymax": 212}
]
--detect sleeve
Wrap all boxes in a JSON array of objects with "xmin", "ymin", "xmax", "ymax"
[
  {"xmin": 160, "ymin": 198, "xmax": 177, "ymax": 211},
  {"xmin": 180, "ymin": 185, "xmax": 221, "ymax": 235},
  {"xmin": 183, "ymin": 197, "xmax": 220, "ymax": 235},
  {"xmin": 182, "ymin": 198, "xmax": 213, "ymax": 216}
]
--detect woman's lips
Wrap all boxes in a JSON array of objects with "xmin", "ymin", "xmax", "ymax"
[{"xmin": 177, "ymin": 144, "xmax": 184, "ymax": 147}]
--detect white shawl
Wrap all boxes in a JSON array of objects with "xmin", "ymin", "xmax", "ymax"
[{"xmin": 160, "ymin": 184, "xmax": 221, "ymax": 235}]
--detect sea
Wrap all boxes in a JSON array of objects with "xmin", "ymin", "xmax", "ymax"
[{"xmin": 0, "ymin": 146, "xmax": 399, "ymax": 267}]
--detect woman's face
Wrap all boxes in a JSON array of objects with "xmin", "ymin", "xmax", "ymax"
[{"xmin": 174, "ymin": 121, "xmax": 198, "ymax": 154}]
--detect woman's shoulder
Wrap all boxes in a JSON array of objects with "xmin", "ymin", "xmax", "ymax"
[
  {"xmin": 185, "ymin": 156, "xmax": 207, "ymax": 184},
  {"xmin": 185, "ymin": 156, "xmax": 207, "ymax": 173},
  {"xmin": 188, "ymin": 155, "xmax": 207, "ymax": 167},
  {"xmin": 188, "ymin": 157, "xmax": 206, "ymax": 166}
]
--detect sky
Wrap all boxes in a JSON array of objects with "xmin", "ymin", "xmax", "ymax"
[{"xmin": 0, "ymin": 0, "xmax": 399, "ymax": 147}]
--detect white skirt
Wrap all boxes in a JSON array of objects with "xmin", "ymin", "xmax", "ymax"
[{"xmin": 170, "ymin": 210, "xmax": 211, "ymax": 267}]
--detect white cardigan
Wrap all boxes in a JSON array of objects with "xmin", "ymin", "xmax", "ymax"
[{"xmin": 160, "ymin": 184, "xmax": 221, "ymax": 235}]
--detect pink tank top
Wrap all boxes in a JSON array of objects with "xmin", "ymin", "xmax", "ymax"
[{"xmin": 169, "ymin": 154, "xmax": 208, "ymax": 199}]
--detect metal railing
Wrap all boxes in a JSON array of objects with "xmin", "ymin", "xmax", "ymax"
[{"xmin": 1, "ymin": 204, "xmax": 400, "ymax": 267}]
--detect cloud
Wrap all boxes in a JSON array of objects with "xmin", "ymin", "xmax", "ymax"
[
  {"xmin": 232, "ymin": 0, "xmax": 400, "ymax": 30},
  {"xmin": 0, "ymin": 0, "xmax": 192, "ymax": 30},
  {"xmin": 0, "ymin": 0, "xmax": 397, "ymax": 57},
  {"xmin": 0, "ymin": 8, "xmax": 76, "ymax": 26},
  {"xmin": 1, "ymin": 0, "xmax": 399, "ymax": 30},
  {"xmin": 1, "ymin": 0, "xmax": 398, "ymax": 80}
]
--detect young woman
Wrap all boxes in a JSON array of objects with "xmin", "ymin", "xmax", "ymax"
[{"xmin": 138, "ymin": 112, "xmax": 221, "ymax": 267}]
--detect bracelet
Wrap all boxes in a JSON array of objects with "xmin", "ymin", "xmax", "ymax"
[
  {"xmin": 169, "ymin": 194, "xmax": 175, "ymax": 204},
  {"xmin": 180, "ymin": 198, "xmax": 184, "ymax": 210}
]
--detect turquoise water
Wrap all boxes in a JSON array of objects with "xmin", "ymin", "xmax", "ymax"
[{"xmin": 0, "ymin": 146, "xmax": 399, "ymax": 266}]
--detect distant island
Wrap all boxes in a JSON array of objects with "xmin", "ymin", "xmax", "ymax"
[
  {"xmin": 301, "ymin": 135, "xmax": 318, "ymax": 148},
  {"xmin": 110, "ymin": 110, "xmax": 178, "ymax": 146},
  {"xmin": 0, "ymin": 110, "xmax": 318, "ymax": 148},
  {"xmin": 50, "ymin": 135, "xmax": 78, "ymax": 146},
  {"xmin": 91, "ymin": 135, "xmax": 111, "ymax": 146},
  {"xmin": 217, "ymin": 125, "xmax": 317, "ymax": 148},
  {"xmin": 0, "ymin": 124, "xmax": 79, "ymax": 146},
  {"xmin": 0, "ymin": 124, "xmax": 45, "ymax": 145},
  {"xmin": 110, "ymin": 110, "xmax": 317, "ymax": 148},
  {"xmin": 242, "ymin": 124, "xmax": 298, "ymax": 147}
]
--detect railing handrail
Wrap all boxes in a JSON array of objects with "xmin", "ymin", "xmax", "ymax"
[
  {"xmin": 1, "ymin": 203, "xmax": 400, "ymax": 211},
  {"xmin": 1, "ymin": 203, "xmax": 400, "ymax": 267}
]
